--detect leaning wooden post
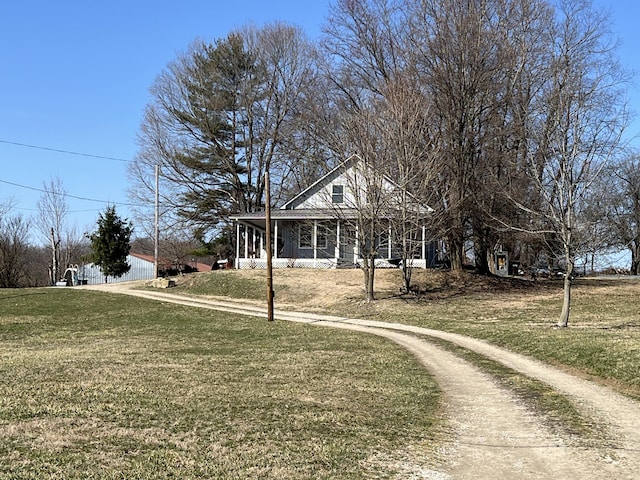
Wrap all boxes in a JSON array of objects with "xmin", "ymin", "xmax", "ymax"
[{"xmin": 265, "ymin": 170, "xmax": 275, "ymax": 322}]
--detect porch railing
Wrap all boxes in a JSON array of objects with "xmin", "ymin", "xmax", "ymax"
[{"xmin": 236, "ymin": 258, "xmax": 428, "ymax": 270}]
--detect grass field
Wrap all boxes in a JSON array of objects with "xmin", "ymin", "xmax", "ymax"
[
  {"xmin": 0, "ymin": 288, "xmax": 440, "ymax": 479},
  {"xmin": 176, "ymin": 269, "xmax": 640, "ymax": 400},
  {"xmin": 2, "ymin": 269, "xmax": 639, "ymax": 478},
  {"xmin": 390, "ymin": 276, "xmax": 640, "ymax": 400}
]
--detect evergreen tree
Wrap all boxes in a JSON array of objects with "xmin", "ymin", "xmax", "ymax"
[
  {"xmin": 130, "ymin": 23, "xmax": 318, "ymax": 239},
  {"xmin": 87, "ymin": 206, "xmax": 133, "ymax": 282}
]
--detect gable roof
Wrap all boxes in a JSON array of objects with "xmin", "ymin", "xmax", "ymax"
[
  {"xmin": 281, "ymin": 154, "xmax": 359, "ymax": 210},
  {"xmin": 281, "ymin": 154, "xmax": 431, "ymax": 213}
]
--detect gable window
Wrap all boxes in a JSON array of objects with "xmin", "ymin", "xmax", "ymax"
[
  {"xmin": 299, "ymin": 224, "xmax": 313, "ymax": 249},
  {"xmin": 332, "ymin": 184, "xmax": 344, "ymax": 204}
]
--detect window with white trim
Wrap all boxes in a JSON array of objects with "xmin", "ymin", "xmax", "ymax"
[
  {"xmin": 298, "ymin": 224, "xmax": 313, "ymax": 249},
  {"xmin": 332, "ymin": 184, "xmax": 344, "ymax": 204},
  {"xmin": 316, "ymin": 223, "xmax": 328, "ymax": 249}
]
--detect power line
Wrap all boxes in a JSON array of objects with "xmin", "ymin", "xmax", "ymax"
[
  {"xmin": 0, "ymin": 139, "xmax": 130, "ymax": 163},
  {"xmin": 0, "ymin": 178, "xmax": 146, "ymax": 207},
  {"xmin": 14, "ymin": 206, "xmax": 107, "ymax": 213}
]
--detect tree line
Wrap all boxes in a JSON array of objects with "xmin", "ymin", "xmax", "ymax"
[
  {"xmin": 0, "ymin": 181, "xmax": 216, "ymax": 288},
  {"xmin": 127, "ymin": 0, "xmax": 636, "ymax": 325},
  {"xmin": 0, "ymin": 184, "xmax": 135, "ymax": 288},
  {"xmin": 4, "ymin": 0, "xmax": 637, "ymax": 326}
]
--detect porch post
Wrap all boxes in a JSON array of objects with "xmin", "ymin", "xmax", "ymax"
[
  {"xmin": 388, "ymin": 224, "xmax": 392, "ymax": 259},
  {"xmin": 235, "ymin": 221, "xmax": 241, "ymax": 269},
  {"xmin": 252, "ymin": 227, "xmax": 257, "ymax": 258},
  {"xmin": 354, "ymin": 224, "xmax": 359, "ymax": 263},
  {"xmin": 313, "ymin": 220, "xmax": 318, "ymax": 260},
  {"xmin": 244, "ymin": 225, "xmax": 249, "ymax": 259},
  {"xmin": 274, "ymin": 220, "xmax": 279, "ymax": 259},
  {"xmin": 335, "ymin": 220, "xmax": 341, "ymax": 259},
  {"xmin": 422, "ymin": 225, "xmax": 426, "ymax": 267},
  {"xmin": 259, "ymin": 230, "xmax": 264, "ymax": 258}
]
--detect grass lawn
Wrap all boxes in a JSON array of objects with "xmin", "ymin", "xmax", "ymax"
[
  {"xmin": 0, "ymin": 288, "xmax": 440, "ymax": 479},
  {"xmin": 3, "ymin": 269, "xmax": 639, "ymax": 478},
  {"xmin": 177, "ymin": 269, "xmax": 640, "ymax": 400},
  {"xmin": 386, "ymin": 277, "xmax": 640, "ymax": 400}
]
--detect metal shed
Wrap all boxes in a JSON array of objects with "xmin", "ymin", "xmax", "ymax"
[{"xmin": 79, "ymin": 253, "xmax": 155, "ymax": 285}]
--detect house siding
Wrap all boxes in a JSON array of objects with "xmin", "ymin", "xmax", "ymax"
[{"xmin": 279, "ymin": 221, "xmax": 337, "ymax": 260}]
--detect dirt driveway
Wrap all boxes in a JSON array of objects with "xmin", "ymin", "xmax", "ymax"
[{"xmin": 85, "ymin": 283, "xmax": 640, "ymax": 479}]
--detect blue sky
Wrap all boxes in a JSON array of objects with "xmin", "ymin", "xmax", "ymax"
[
  {"xmin": 0, "ymin": 0, "xmax": 330, "ymax": 240},
  {"xmin": 0, "ymin": 0, "xmax": 638, "ymax": 245}
]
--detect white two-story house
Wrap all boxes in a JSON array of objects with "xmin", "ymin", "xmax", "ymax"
[{"xmin": 230, "ymin": 155, "xmax": 439, "ymax": 269}]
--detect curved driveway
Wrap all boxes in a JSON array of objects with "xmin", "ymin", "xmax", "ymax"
[{"xmin": 84, "ymin": 284, "xmax": 640, "ymax": 479}]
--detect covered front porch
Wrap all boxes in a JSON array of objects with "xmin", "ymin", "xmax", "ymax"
[{"xmin": 231, "ymin": 210, "xmax": 435, "ymax": 270}]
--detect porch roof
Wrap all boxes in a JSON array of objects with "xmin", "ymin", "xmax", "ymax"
[{"xmin": 230, "ymin": 208, "xmax": 358, "ymax": 229}]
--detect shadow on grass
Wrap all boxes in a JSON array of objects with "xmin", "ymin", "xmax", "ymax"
[
  {"xmin": 0, "ymin": 291, "xmax": 49, "ymax": 301},
  {"xmin": 390, "ymin": 272, "xmax": 560, "ymax": 303},
  {"xmin": 575, "ymin": 276, "xmax": 640, "ymax": 289}
]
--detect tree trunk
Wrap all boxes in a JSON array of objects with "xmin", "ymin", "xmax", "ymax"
[
  {"xmin": 631, "ymin": 241, "xmax": 640, "ymax": 276},
  {"xmin": 367, "ymin": 254, "xmax": 376, "ymax": 303},
  {"xmin": 50, "ymin": 227, "xmax": 59, "ymax": 285},
  {"xmin": 367, "ymin": 258, "xmax": 376, "ymax": 302},
  {"xmin": 362, "ymin": 265, "xmax": 369, "ymax": 298},
  {"xmin": 475, "ymin": 244, "xmax": 491, "ymax": 275},
  {"xmin": 402, "ymin": 263, "xmax": 412, "ymax": 293},
  {"xmin": 557, "ymin": 256, "xmax": 574, "ymax": 328},
  {"xmin": 400, "ymin": 230, "xmax": 412, "ymax": 293},
  {"xmin": 449, "ymin": 235, "xmax": 464, "ymax": 272},
  {"xmin": 473, "ymin": 224, "xmax": 492, "ymax": 275},
  {"xmin": 361, "ymin": 256, "xmax": 376, "ymax": 303}
]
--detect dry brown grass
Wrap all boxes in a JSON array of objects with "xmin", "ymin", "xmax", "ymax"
[
  {"xmin": 172, "ymin": 268, "xmax": 640, "ymax": 400},
  {"xmin": 180, "ymin": 267, "xmax": 557, "ymax": 315}
]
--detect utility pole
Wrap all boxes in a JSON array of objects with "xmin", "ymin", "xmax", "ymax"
[
  {"xmin": 154, "ymin": 165, "xmax": 159, "ymax": 279},
  {"xmin": 265, "ymin": 170, "xmax": 274, "ymax": 321},
  {"xmin": 50, "ymin": 227, "xmax": 59, "ymax": 285}
]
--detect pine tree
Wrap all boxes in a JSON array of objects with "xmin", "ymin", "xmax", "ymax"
[{"xmin": 87, "ymin": 206, "xmax": 133, "ymax": 282}]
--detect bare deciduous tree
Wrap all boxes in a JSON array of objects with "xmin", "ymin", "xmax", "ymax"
[
  {"xmin": 523, "ymin": 0, "xmax": 629, "ymax": 327},
  {"xmin": 35, "ymin": 177, "xmax": 68, "ymax": 284},
  {"xmin": 408, "ymin": 0, "xmax": 494, "ymax": 271},
  {"xmin": 0, "ymin": 203, "xmax": 31, "ymax": 288},
  {"xmin": 375, "ymin": 78, "xmax": 442, "ymax": 292},
  {"xmin": 594, "ymin": 151, "xmax": 640, "ymax": 275},
  {"xmin": 320, "ymin": 0, "xmax": 422, "ymax": 299},
  {"xmin": 34, "ymin": 177, "xmax": 85, "ymax": 285},
  {"xmin": 407, "ymin": 0, "xmax": 557, "ymax": 273}
]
